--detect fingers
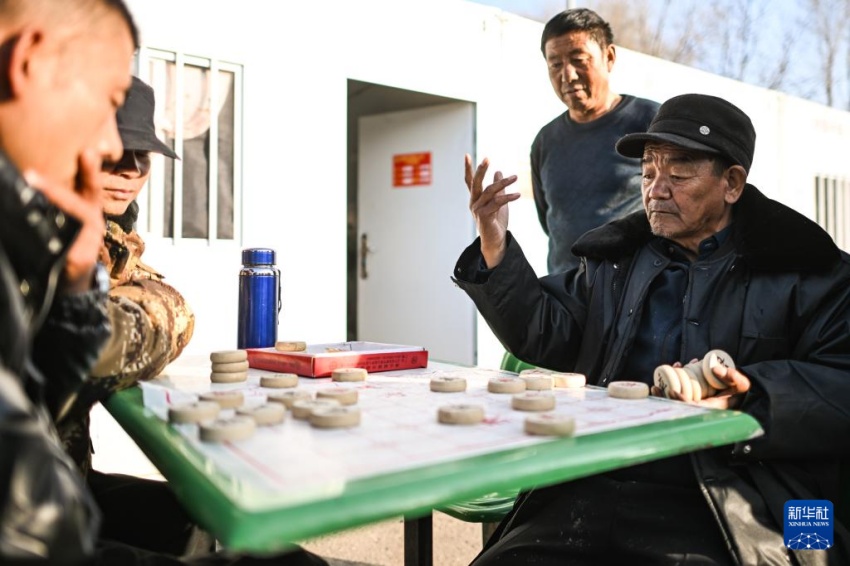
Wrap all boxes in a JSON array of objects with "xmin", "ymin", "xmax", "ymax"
[
  {"xmin": 667, "ymin": 389, "xmax": 686, "ymax": 403},
  {"xmin": 24, "ymin": 151, "xmax": 106, "ymax": 293},
  {"xmin": 470, "ymin": 157, "xmax": 490, "ymax": 200},
  {"xmin": 24, "ymin": 169, "xmax": 84, "ymax": 215},
  {"xmin": 694, "ymin": 367, "xmax": 749, "ymax": 410},
  {"xmin": 479, "ymin": 190, "xmax": 521, "ymax": 210},
  {"xmin": 25, "ymin": 151, "xmax": 104, "ymax": 222},
  {"xmin": 698, "ymin": 392, "xmax": 744, "ymax": 410},
  {"xmin": 464, "ymin": 154, "xmax": 474, "ymax": 191},
  {"xmin": 463, "ymin": 156, "xmax": 518, "ymax": 204},
  {"xmin": 469, "ymin": 174, "xmax": 519, "ymax": 215},
  {"xmin": 75, "ymin": 149, "xmax": 104, "ymax": 203},
  {"xmin": 653, "ymin": 365, "xmax": 750, "ymax": 410},
  {"xmin": 651, "ymin": 385, "xmax": 689, "ymax": 404},
  {"xmin": 713, "ymin": 366, "xmax": 751, "ymax": 395}
]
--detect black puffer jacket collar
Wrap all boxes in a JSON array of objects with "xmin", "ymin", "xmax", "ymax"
[
  {"xmin": 573, "ymin": 184, "xmax": 841, "ymax": 272},
  {"xmin": 106, "ymin": 200, "xmax": 139, "ymax": 233}
]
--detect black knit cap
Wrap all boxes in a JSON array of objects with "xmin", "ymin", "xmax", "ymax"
[
  {"xmin": 117, "ymin": 76, "xmax": 178, "ymax": 159},
  {"xmin": 615, "ymin": 93, "xmax": 755, "ymax": 172}
]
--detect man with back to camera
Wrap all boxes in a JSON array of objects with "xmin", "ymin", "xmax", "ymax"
[
  {"xmin": 456, "ymin": 94, "xmax": 850, "ymax": 564},
  {"xmin": 529, "ymin": 8, "xmax": 659, "ymax": 273},
  {"xmin": 0, "ymin": 2, "xmax": 329, "ymax": 563},
  {"xmin": 0, "ymin": 0, "xmax": 138, "ymax": 561}
]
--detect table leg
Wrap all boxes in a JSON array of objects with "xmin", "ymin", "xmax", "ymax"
[
  {"xmin": 481, "ymin": 521, "xmax": 499, "ymax": 547},
  {"xmin": 403, "ymin": 513, "xmax": 433, "ymax": 566}
]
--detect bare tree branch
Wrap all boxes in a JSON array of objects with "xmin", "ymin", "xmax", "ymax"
[
  {"xmin": 762, "ymin": 29, "xmax": 794, "ymax": 90},
  {"xmin": 802, "ymin": 0, "xmax": 850, "ymax": 107},
  {"xmin": 556, "ymin": 0, "xmax": 850, "ymax": 107}
]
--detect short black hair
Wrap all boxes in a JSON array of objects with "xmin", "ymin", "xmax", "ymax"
[
  {"xmin": 540, "ymin": 8, "xmax": 613, "ymax": 56},
  {"xmin": 100, "ymin": 0, "xmax": 139, "ymax": 49},
  {"xmin": 0, "ymin": 0, "xmax": 140, "ymax": 49}
]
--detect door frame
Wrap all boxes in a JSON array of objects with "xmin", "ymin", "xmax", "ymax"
[{"xmin": 346, "ymin": 79, "xmax": 475, "ymax": 344}]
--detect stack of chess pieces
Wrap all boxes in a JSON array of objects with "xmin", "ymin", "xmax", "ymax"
[
  {"xmin": 167, "ymin": 343, "xmax": 366, "ymax": 443},
  {"xmin": 653, "ymin": 350, "xmax": 736, "ymax": 403}
]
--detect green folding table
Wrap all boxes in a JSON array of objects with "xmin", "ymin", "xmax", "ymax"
[{"xmin": 104, "ymin": 358, "xmax": 763, "ymax": 564}]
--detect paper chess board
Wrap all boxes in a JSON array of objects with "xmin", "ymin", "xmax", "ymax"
[{"xmin": 142, "ymin": 355, "xmax": 715, "ymax": 512}]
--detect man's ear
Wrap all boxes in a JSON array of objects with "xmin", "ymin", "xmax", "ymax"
[
  {"xmin": 724, "ymin": 165, "xmax": 747, "ymax": 204},
  {"xmin": 0, "ymin": 37, "xmax": 17, "ymax": 100},
  {"xmin": 606, "ymin": 43, "xmax": 616, "ymax": 72},
  {"xmin": 1, "ymin": 28, "xmax": 44, "ymax": 100}
]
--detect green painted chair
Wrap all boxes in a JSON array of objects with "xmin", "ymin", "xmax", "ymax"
[{"xmin": 438, "ymin": 352, "xmax": 531, "ymax": 544}]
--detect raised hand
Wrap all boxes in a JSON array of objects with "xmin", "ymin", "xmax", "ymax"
[
  {"xmin": 25, "ymin": 149, "xmax": 106, "ymax": 294},
  {"xmin": 464, "ymin": 154, "xmax": 520, "ymax": 268}
]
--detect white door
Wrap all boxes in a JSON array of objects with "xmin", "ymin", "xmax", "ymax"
[{"xmin": 357, "ymin": 102, "xmax": 475, "ymax": 365}]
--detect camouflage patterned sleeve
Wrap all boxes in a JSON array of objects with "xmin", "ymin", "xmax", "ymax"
[
  {"xmin": 58, "ymin": 223, "xmax": 196, "ymax": 473},
  {"xmin": 88, "ymin": 278, "xmax": 195, "ymax": 392},
  {"xmin": 57, "ymin": 278, "xmax": 194, "ymax": 475}
]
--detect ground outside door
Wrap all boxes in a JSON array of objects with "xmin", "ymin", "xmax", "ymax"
[{"xmin": 357, "ymin": 102, "xmax": 475, "ymax": 366}]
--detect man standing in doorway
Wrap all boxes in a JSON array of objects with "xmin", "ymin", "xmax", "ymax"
[{"xmin": 532, "ymin": 8, "xmax": 659, "ymax": 273}]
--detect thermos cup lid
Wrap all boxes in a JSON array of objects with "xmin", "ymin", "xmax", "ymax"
[{"xmin": 242, "ymin": 248, "xmax": 276, "ymax": 265}]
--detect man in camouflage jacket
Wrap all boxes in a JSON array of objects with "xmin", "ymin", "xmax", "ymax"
[
  {"xmin": 58, "ymin": 76, "xmax": 194, "ymax": 476},
  {"xmin": 52, "ymin": 76, "xmax": 206, "ymax": 556}
]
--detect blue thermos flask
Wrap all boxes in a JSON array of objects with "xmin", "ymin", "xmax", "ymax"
[{"xmin": 237, "ymin": 248, "xmax": 281, "ymax": 349}]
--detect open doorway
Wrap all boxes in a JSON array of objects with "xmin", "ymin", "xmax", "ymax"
[{"xmin": 347, "ymin": 80, "xmax": 477, "ymax": 365}]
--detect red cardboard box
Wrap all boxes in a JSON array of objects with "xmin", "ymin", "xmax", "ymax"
[{"xmin": 246, "ymin": 341, "xmax": 428, "ymax": 378}]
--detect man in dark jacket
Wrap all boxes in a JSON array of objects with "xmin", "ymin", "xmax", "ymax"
[
  {"xmin": 456, "ymin": 94, "xmax": 850, "ymax": 565},
  {"xmin": 0, "ymin": 3, "xmax": 329, "ymax": 565},
  {"xmin": 0, "ymin": 0, "xmax": 138, "ymax": 562}
]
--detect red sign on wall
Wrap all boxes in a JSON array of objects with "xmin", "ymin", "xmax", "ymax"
[{"xmin": 393, "ymin": 152, "xmax": 432, "ymax": 188}]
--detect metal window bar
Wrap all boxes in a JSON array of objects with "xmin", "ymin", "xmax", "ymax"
[
  {"xmin": 814, "ymin": 177, "xmax": 819, "ymax": 227},
  {"xmin": 839, "ymin": 178, "xmax": 845, "ymax": 251},
  {"xmin": 839, "ymin": 179, "xmax": 850, "ymax": 250},
  {"xmin": 133, "ymin": 48, "xmax": 242, "ymax": 244},
  {"xmin": 830, "ymin": 178, "xmax": 838, "ymax": 242},
  {"xmin": 814, "ymin": 175, "xmax": 850, "ymax": 251},
  {"xmin": 130, "ymin": 53, "xmax": 149, "ymax": 234},
  {"xmin": 136, "ymin": 48, "xmax": 177, "ymax": 237},
  {"xmin": 839, "ymin": 178, "xmax": 849, "ymax": 251},
  {"xmin": 208, "ymin": 60, "xmax": 219, "ymax": 242},
  {"xmin": 172, "ymin": 52, "xmax": 186, "ymax": 241},
  {"xmin": 229, "ymin": 63, "xmax": 243, "ymax": 244}
]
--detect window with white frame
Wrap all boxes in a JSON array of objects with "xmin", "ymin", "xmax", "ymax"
[
  {"xmin": 814, "ymin": 175, "xmax": 849, "ymax": 251},
  {"xmin": 134, "ymin": 48, "xmax": 242, "ymax": 242}
]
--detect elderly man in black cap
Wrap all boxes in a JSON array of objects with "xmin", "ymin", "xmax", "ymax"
[{"xmin": 456, "ymin": 93, "xmax": 850, "ymax": 564}]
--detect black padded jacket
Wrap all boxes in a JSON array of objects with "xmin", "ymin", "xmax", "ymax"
[
  {"xmin": 454, "ymin": 185, "xmax": 850, "ymax": 565},
  {"xmin": 0, "ymin": 151, "xmax": 108, "ymax": 563}
]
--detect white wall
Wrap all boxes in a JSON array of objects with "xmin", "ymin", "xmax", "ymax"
[{"xmin": 125, "ymin": 0, "xmax": 850, "ymax": 370}]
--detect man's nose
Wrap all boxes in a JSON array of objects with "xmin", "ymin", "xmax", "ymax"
[
  {"xmin": 561, "ymin": 63, "xmax": 578, "ymax": 83},
  {"xmin": 646, "ymin": 175, "xmax": 672, "ymax": 199},
  {"xmin": 96, "ymin": 115, "xmax": 124, "ymax": 164}
]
